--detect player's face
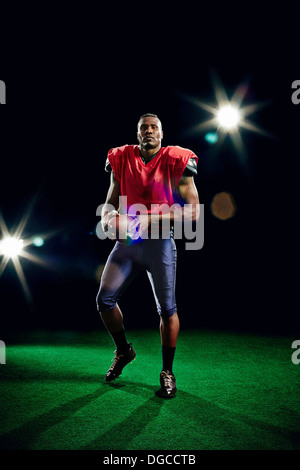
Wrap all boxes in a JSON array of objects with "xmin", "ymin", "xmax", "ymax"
[{"xmin": 137, "ymin": 117, "xmax": 163, "ymax": 150}]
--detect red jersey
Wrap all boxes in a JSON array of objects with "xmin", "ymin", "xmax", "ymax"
[{"xmin": 107, "ymin": 145, "xmax": 198, "ymax": 214}]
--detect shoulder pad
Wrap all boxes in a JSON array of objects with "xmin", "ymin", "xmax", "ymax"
[
  {"xmin": 184, "ymin": 157, "xmax": 198, "ymax": 176},
  {"xmin": 167, "ymin": 145, "xmax": 192, "ymax": 159},
  {"xmin": 105, "ymin": 158, "xmax": 112, "ymax": 172},
  {"xmin": 108, "ymin": 145, "xmax": 128, "ymax": 157}
]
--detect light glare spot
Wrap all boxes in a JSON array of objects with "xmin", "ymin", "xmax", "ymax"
[
  {"xmin": 33, "ymin": 236, "xmax": 44, "ymax": 247},
  {"xmin": 205, "ymin": 132, "xmax": 219, "ymax": 144},
  {"xmin": 210, "ymin": 192, "xmax": 236, "ymax": 220},
  {"xmin": 0, "ymin": 237, "xmax": 24, "ymax": 258},
  {"xmin": 217, "ymin": 105, "xmax": 241, "ymax": 130}
]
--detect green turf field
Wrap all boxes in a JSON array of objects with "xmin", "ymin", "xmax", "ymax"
[{"xmin": 0, "ymin": 329, "xmax": 299, "ymax": 450}]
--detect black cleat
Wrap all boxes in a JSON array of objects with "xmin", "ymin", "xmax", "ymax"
[
  {"xmin": 158, "ymin": 370, "xmax": 177, "ymax": 398},
  {"xmin": 105, "ymin": 344, "xmax": 136, "ymax": 382}
]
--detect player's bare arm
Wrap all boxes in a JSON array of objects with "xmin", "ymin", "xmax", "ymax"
[
  {"xmin": 176, "ymin": 175, "xmax": 200, "ymax": 221},
  {"xmin": 137, "ymin": 175, "xmax": 200, "ymax": 234},
  {"xmin": 101, "ymin": 171, "xmax": 121, "ymax": 232}
]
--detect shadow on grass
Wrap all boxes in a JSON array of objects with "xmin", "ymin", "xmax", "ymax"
[
  {"xmin": 81, "ymin": 381, "xmax": 300, "ymax": 450},
  {"xmin": 80, "ymin": 381, "xmax": 166, "ymax": 450},
  {"xmin": 0, "ymin": 378, "xmax": 164, "ymax": 450},
  {"xmin": 1, "ymin": 378, "xmax": 300, "ymax": 450},
  {"xmin": 0, "ymin": 386, "xmax": 112, "ymax": 450}
]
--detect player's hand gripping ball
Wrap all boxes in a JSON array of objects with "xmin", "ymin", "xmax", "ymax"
[{"xmin": 106, "ymin": 213, "xmax": 140, "ymax": 240}]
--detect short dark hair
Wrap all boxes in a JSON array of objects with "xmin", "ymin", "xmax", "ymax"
[
  {"xmin": 139, "ymin": 113, "xmax": 159, "ymax": 120},
  {"xmin": 138, "ymin": 113, "xmax": 162, "ymax": 129}
]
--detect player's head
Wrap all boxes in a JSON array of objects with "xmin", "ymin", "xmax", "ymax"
[{"xmin": 137, "ymin": 113, "xmax": 163, "ymax": 151}]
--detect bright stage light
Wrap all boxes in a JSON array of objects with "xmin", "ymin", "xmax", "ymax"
[
  {"xmin": 0, "ymin": 202, "xmax": 62, "ymax": 304},
  {"xmin": 0, "ymin": 237, "xmax": 24, "ymax": 259},
  {"xmin": 178, "ymin": 74, "xmax": 271, "ymax": 170},
  {"xmin": 217, "ymin": 105, "xmax": 241, "ymax": 131}
]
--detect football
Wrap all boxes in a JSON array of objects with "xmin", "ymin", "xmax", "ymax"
[{"xmin": 107, "ymin": 213, "xmax": 139, "ymax": 240}]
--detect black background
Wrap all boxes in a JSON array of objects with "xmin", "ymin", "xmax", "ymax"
[{"xmin": 0, "ymin": 5, "xmax": 299, "ymax": 336}]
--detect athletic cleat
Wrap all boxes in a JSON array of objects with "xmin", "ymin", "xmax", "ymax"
[
  {"xmin": 158, "ymin": 370, "xmax": 177, "ymax": 398},
  {"xmin": 105, "ymin": 344, "xmax": 136, "ymax": 382}
]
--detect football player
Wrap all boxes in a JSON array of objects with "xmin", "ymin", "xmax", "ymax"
[{"xmin": 96, "ymin": 114, "xmax": 199, "ymax": 397}]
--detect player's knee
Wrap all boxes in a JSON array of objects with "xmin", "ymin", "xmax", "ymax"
[
  {"xmin": 159, "ymin": 306, "xmax": 177, "ymax": 318},
  {"xmin": 96, "ymin": 289, "xmax": 117, "ymax": 312}
]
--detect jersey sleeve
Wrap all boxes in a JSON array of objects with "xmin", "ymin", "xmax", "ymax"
[{"xmin": 167, "ymin": 146, "xmax": 198, "ymax": 187}]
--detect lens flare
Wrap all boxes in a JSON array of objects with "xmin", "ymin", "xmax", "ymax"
[
  {"xmin": 0, "ymin": 237, "xmax": 24, "ymax": 258},
  {"xmin": 210, "ymin": 192, "xmax": 236, "ymax": 221},
  {"xmin": 0, "ymin": 199, "xmax": 64, "ymax": 303},
  {"xmin": 177, "ymin": 72, "xmax": 272, "ymax": 170},
  {"xmin": 217, "ymin": 105, "xmax": 241, "ymax": 131}
]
